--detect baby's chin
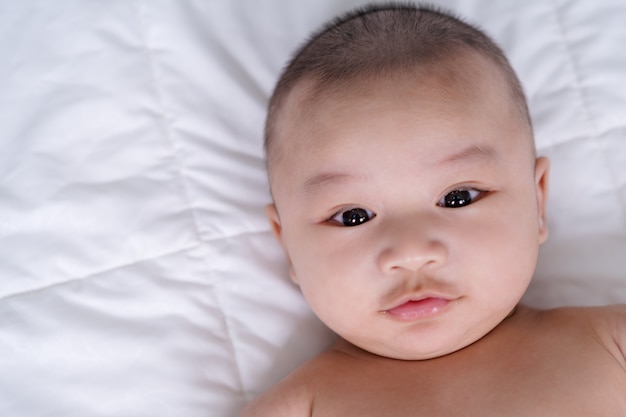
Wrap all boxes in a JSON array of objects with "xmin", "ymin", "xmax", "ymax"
[
  {"xmin": 368, "ymin": 343, "xmax": 470, "ymax": 361},
  {"xmin": 344, "ymin": 329, "xmax": 490, "ymax": 361},
  {"xmin": 335, "ymin": 304, "xmax": 524, "ymax": 360}
]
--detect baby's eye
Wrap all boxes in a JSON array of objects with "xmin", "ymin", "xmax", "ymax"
[
  {"xmin": 330, "ymin": 207, "xmax": 376, "ymax": 227},
  {"xmin": 438, "ymin": 189, "xmax": 483, "ymax": 208}
]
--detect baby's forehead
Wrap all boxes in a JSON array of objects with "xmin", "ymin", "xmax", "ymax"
[
  {"xmin": 277, "ymin": 53, "xmax": 505, "ymax": 137},
  {"xmin": 299, "ymin": 51, "xmax": 504, "ymax": 111},
  {"xmin": 267, "ymin": 53, "xmax": 532, "ymax": 185}
]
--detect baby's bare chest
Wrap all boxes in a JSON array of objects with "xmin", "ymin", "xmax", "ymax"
[
  {"xmin": 314, "ymin": 357, "xmax": 623, "ymax": 416},
  {"xmin": 308, "ymin": 320, "xmax": 626, "ymax": 416}
]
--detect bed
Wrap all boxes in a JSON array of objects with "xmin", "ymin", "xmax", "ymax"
[{"xmin": 1, "ymin": 1, "xmax": 625, "ymax": 416}]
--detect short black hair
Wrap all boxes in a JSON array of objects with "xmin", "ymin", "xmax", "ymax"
[{"xmin": 265, "ymin": 3, "xmax": 532, "ymax": 174}]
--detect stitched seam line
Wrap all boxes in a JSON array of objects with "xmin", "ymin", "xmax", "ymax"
[
  {"xmin": 133, "ymin": 1, "xmax": 247, "ymax": 399},
  {"xmin": 133, "ymin": 0, "xmax": 204, "ymax": 243},
  {"xmin": 550, "ymin": 0, "xmax": 626, "ymax": 227},
  {"xmin": 0, "ymin": 242, "xmax": 202, "ymax": 302}
]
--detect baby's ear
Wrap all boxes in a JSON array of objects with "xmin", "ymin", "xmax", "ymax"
[
  {"xmin": 265, "ymin": 203, "xmax": 283, "ymax": 243},
  {"xmin": 264, "ymin": 204, "xmax": 299, "ymax": 284},
  {"xmin": 534, "ymin": 156, "xmax": 550, "ymax": 244}
]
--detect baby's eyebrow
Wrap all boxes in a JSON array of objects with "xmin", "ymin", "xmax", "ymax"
[
  {"xmin": 438, "ymin": 144, "xmax": 497, "ymax": 166},
  {"xmin": 302, "ymin": 172, "xmax": 362, "ymax": 194},
  {"xmin": 302, "ymin": 145, "xmax": 495, "ymax": 194}
]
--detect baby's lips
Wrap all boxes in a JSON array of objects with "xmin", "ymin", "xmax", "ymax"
[{"xmin": 384, "ymin": 297, "xmax": 451, "ymax": 320}]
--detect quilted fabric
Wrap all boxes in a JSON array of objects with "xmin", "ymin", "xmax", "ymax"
[{"xmin": 0, "ymin": 1, "xmax": 624, "ymax": 416}]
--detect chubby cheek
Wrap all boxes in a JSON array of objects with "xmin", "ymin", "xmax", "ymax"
[
  {"xmin": 466, "ymin": 198, "xmax": 540, "ymax": 307},
  {"xmin": 285, "ymin": 228, "xmax": 374, "ymax": 326}
]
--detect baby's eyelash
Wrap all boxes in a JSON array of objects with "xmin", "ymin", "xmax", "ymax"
[
  {"xmin": 438, "ymin": 188, "xmax": 486, "ymax": 208},
  {"xmin": 324, "ymin": 188, "xmax": 485, "ymax": 227},
  {"xmin": 327, "ymin": 207, "xmax": 376, "ymax": 227}
]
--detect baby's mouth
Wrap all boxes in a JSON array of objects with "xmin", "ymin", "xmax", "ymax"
[{"xmin": 383, "ymin": 297, "xmax": 451, "ymax": 320}]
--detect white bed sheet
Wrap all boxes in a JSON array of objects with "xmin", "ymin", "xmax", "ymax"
[{"xmin": 0, "ymin": 1, "xmax": 625, "ymax": 416}]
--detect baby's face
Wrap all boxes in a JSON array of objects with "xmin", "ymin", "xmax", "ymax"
[{"xmin": 267, "ymin": 58, "xmax": 549, "ymax": 360}]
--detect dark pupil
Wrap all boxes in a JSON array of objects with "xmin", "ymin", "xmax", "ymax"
[
  {"xmin": 342, "ymin": 208, "xmax": 369, "ymax": 226},
  {"xmin": 445, "ymin": 190, "xmax": 471, "ymax": 207}
]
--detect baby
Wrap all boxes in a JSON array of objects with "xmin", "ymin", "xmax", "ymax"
[{"xmin": 240, "ymin": 4, "xmax": 626, "ymax": 416}]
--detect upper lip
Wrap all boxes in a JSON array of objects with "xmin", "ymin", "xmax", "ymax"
[{"xmin": 382, "ymin": 292, "xmax": 459, "ymax": 312}]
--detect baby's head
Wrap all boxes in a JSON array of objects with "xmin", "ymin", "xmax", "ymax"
[{"xmin": 265, "ymin": 4, "xmax": 550, "ymax": 360}]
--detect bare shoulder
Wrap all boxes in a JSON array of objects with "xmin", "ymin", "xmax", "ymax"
[
  {"xmin": 535, "ymin": 304, "xmax": 626, "ymax": 369},
  {"xmin": 238, "ymin": 368, "xmax": 314, "ymax": 417},
  {"xmin": 238, "ymin": 344, "xmax": 361, "ymax": 416},
  {"xmin": 237, "ymin": 349, "xmax": 345, "ymax": 417},
  {"xmin": 592, "ymin": 304, "xmax": 626, "ymax": 369}
]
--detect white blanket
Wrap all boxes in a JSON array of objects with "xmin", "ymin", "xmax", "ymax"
[{"xmin": 1, "ymin": 1, "xmax": 625, "ymax": 416}]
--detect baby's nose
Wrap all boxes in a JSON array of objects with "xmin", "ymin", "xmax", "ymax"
[{"xmin": 376, "ymin": 215, "xmax": 447, "ymax": 274}]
